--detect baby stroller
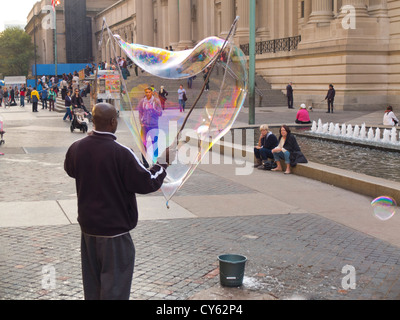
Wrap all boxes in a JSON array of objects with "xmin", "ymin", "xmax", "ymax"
[{"xmin": 70, "ymin": 108, "xmax": 89, "ymax": 133}]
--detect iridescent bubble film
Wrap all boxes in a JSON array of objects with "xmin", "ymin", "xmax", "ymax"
[
  {"xmin": 371, "ymin": 196, "xmax": 397, "ymax": 221},
  {"xmin": 115, "ymin": 35, "xmax": 224, "ymax": 79},
  {"xmin": 108, "ymin": 18, "xmax": 247, "ymax": 204}
]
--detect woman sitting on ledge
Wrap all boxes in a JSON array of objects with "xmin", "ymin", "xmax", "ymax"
[
  {"xmin": 383, "ymin": 106, "xmax": 399, "ymax": 126},
  {"xmin": 272, "ymin": 125, "xmax": 307, "ymax": 175},
  {"xmin": 295, "ymin": 104, "xmax": 311, "ymax": 124}
]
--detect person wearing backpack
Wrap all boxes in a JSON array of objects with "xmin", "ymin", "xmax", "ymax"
[
  {"xmin": 178, "ymin": 84, "xmax": 187, "ymax": 112},
  {"xmin": 31, "ymin": 87, "xmax": 40, "ymax": 112}
]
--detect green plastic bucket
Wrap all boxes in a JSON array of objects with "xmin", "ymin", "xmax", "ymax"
[{"xmin": 218, "ymin": 254, "xmax": 247, "ymax": 287}]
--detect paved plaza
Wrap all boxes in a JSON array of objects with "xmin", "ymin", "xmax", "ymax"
[{"xmin": 0, "ymin": 103, "xmax": 400, "ymax": 300}]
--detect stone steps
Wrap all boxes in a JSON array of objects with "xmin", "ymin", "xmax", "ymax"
[
  {"xmin": 51, "ymin": 69, "xmax": 287, "ymax": 112},
  {"xmin": 125, "ymin": 70, "xmax": 288, "ymax": 108}
]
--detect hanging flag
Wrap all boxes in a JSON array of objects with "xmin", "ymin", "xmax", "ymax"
[{"xmin": 52, "ymin": 0, "xmax": 61, "ymax": 10}]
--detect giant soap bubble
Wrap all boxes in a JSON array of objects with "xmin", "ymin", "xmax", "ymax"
[{"xmin": 102, "ymin": 17, "xmax": 248, "ymax": 205}]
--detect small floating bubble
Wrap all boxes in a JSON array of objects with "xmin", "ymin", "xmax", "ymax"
[{"xmin": 371, "ymin": 196, "xmax": 397, "ymax": 221}]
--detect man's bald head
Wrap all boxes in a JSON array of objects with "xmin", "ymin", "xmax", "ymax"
[{"xmin": 92, "ymin": 103, "xmax": 118, "ymax": 133}]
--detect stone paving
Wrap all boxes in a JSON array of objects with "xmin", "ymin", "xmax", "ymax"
[
  {"xmin": 2, "ymin": 213, "xmax": 400, "ymax": 300},
  {"xmin": 1, "ymin": 103, "xmax": 400, "ymax": 300}
]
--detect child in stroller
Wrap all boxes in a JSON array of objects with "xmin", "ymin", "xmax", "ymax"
[{"xmin": 70, "ymin": 107, "xmax": 89, "ymax": 133}]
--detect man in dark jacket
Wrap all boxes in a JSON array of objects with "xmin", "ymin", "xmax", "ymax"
[
  {"xmin": 325, "ymin": 84, "xmax": 336, "ymax": 113},
  {"xmin": 286, "ymin": 82, "xmax": 294, "ymax": 109},
  {"xmin": 64, "ymin": 103, "xmax": 168, "ymax": 300},
  {"xmin": 9, "ymin": 87, "xmax": 16, "ymax": 105}
]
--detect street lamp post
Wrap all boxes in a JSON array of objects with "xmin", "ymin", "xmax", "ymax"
[
  {"xmin": 249, "ymin": 0, "xmax": 256, "ymax": 125},
  {"xmin": 34, "ymin": 14, "xmax": 38, "ymax": 86},
  {"xmin": 54, "ymin": 7, "xmax": 58, "ymax": 77}
]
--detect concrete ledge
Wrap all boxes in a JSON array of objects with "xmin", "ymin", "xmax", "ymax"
[
  {"xmin": 186, "ymin": 132, "xmax": 400, "ymax": 205},
  {"xmin": 292, "ymin": 161, "xmax": 400, "ymax": 205}
]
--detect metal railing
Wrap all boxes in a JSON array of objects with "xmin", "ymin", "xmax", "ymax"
[{"xmin": 240, "ymin": 35, "xmax": 301, "ymax": 56}]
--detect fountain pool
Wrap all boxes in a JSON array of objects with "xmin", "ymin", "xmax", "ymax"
[
  {"xmin": 295, "ymin": 135, "xmax": 400, "ymax": 183},
  {"xmin": 295, "ymin": 120, "xmax": 400, "ymax": 183}
]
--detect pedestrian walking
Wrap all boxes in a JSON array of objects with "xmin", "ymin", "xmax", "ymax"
[
  {"xmin": 9, "ymin": 87, "xmax": 16, "ymax": 105},
  {"xmin": 187, "ymin": 76, "xmax": 194, "ymax": 89},
  {"xmin": 64, "ymin": 102, "xmax": 169, "ymax": 300},
  {"xmin": 72, "ymin": 73, "xmax": 79, "ymax": 92},
  {"xmin": 0, "ymin": 87, "xmax": 3, "ymax": 107},
  {"xmin": 159, "ymin": 86, "xmax": 168, "ymax": 110},
  {"xmin": 60, "ymin": 78, "xmax": 68, "ymax": 100},
  {"xmin": 26, "ymin": 86, "xmax": 32, "ymax": 104},
  {"xmin": 325, "ymin": 84, "xmax": 336, "ymax": 113},
  {"xmin": 41, "ymin": 86, "xmax": 48, "ymax": 110},
  {"xmin": 203, "ymin": 68, "xmax": 210, "ymax": 91},
  {"xmin": 3, "ymin": 88, "xmax": 9, "ymax": 107},
  {"xmin": 286, "ymin": 82, "xmax": 294, "ymax": 109},
  {"xmin": 63, "ymin": 90, "xmax": 73, "ymax": 121},
  {"xmin": 178, "ymin": 85, "xmax": 187, "ymax": 112},
  {"xmin": 19, "ymin": 85, "xmax": 26, "ymax": 107},
  {"xmin": 120, "ymin": 57, "xmax": 129, "ymax": 80}
]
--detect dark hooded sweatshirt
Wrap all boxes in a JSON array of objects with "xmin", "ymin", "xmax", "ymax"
[{"xmin": 64, "ymin": 130, "xmax": 167, "ymax": 237}]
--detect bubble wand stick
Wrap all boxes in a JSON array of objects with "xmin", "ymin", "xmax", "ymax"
[{"xmin": 175, "ymin": 17, "xmax": 240, "ymax": 142}]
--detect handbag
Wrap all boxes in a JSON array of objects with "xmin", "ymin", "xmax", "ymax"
[
  {"xmin": 183, "ymin": 92, "xmax": 187, "ymax": 102},
  {"xmin": 262, "ymin": 160, "xmax": 277, "ymax": 171}
]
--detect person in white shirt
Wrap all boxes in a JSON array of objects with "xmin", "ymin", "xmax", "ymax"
[
  {"xmin": 177, "ymin": 85, "xmax": 186, "ymax": 112},
  {"xmin": 383, "ymin": 106, "xmax": 399, "ymax": 126}
]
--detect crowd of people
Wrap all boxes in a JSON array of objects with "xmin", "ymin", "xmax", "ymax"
[
  {"xmin": 98, "ymin": 57, "xmax": 133, "ymax": 79},
  {"xmin": 19, "ymin": 72, "xmax": 90, "ymax": 115}
]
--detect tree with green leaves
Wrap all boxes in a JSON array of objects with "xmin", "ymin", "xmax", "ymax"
[{"xmin": 0, "ymin": 27, "xmax": 35, "ymax": 77}]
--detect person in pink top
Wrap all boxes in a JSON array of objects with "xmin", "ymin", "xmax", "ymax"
[{"xmin": 295, "ymin": 104, "xmax": 311, "ymax": 124}]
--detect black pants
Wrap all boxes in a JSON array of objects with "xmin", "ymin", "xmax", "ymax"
[
  {"xmin": 287, "ymin": 96, "xmax": 293, "ymax": 109},
  {"xmin": 32, "ymin": 101, "xmax": 38, "ymax": 112},
  {"xmin": 42, "ymin": 98, "xmax": 48, "ymax": 109},
  {"xmin": 327, "ymin": 100, "xmax": 334, "ymax": 113},
  {"xmin": 254, "ymin": 147, "xmax": 273, "ymax": 161},
  {"xmin": 81, "ymin": 232, "xmax": 135, "ymax": 300}
]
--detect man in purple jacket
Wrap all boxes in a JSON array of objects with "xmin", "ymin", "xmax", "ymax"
[{"xmin": 64, "ymin": 103, "xmax": 168, "ymax": 300}]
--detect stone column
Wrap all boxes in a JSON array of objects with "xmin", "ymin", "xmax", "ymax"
[
  {"xmin": 160, "ymin": 0, "xmax": 168, "ymax": 48},
  {"xmin": 268, "ymin": 0, "xmax": 279, "ymax": 40},
  {"xmin": 257, "ymin": 0, "xmax": 269, "ymax": 40},
  {"xmin": 236, "ymin": 0, "xmax": 250, "ymax": 44},
  {"xmin": 142, "ymin": 0, "xmax": 154, "ymax": 45},
  {"xmin": 178, "ymin": 0, "xmax": 193, "ymax": 49},
  {"xmin": 368, "ymin": 0, "xmax": 388, "ymax": 18},
  {"xmin": 168, "ymin": 0, "xmax": 179, "ymax": 49},
  {"xmin": 135, "ymin": 0, "xmax": 143, "ymax": 44},
  {"xmin": 340, "ymin": 0, "xmax": 369, "ymax": 17},
  {"xmin": 304, "ymin": 0, "xmax": 312, "ymax": 23},
  {"xmin": 308, "ymin": 0, "xmax": 334, "ymax": 23},
  {"xmin": 220, "ymin": 0, "xmax": 235, "ymax": 38}
]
